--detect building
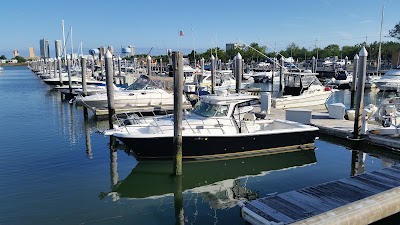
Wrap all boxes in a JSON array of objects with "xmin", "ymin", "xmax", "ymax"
[
  {"xmin": 13, "ymin": 50, "xmax": 19, "ymax": 58},
  {"xmin": 226, "ymin": 43, "xmax": 240, "ymax": 51},
  {"xmin": 39, "ymin": 38, "xmax": 50, "ymax": 59},
  {"xmin": 128, "ymin": 45, "xmax": 135, "ymax": 56},
  {"xmin": 54, "ymin": 40, "xmax": 62, "ymax": 58},
  {"xmin": 29, "ymin": 47, "xmax": 35, "ymax": 58}
]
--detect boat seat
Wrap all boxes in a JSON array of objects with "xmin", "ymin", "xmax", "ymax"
[{"xmin": 243, "ymin": 113, "xmax": 256, "ymax": 121}]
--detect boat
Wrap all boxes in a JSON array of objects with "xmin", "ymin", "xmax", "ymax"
[
  {"xmin": 75, "ymin": 75, "xmax": 182, "ymax": 109},
  {"xmin": 373, "ymin": 66, "xmax": 400, "ymax": 91},
  {"xmin": 249, "ymin": 70, "xmax": 274, "ymax": 83},
  {"xmin": 104, "ymin": 93, "xmax": 319, "ymax": 160},
  {"xmin": 328, "ymin": 69, "xmax": 353, "ymax": 89},
  {"xmin": 272, "ymin": 71, "xmax": 335, "ymax": 109}
]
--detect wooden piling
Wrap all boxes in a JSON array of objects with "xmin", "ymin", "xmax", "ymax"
[
  {"xmin": 210, "ymin": 55, "xmax": 216, "ymax": 94},
  {"xmin": 279, "ymin": 57, "xmax": 285, "ymax": 92},
  {"xmin": 350, "ymin": 54, "xmax": 359, "ymax": 108},
  {"xmin": 344, "ymin": 56, "xmax": 348, "ymax": 71},
  {"xmin": 172, "ymin": 51, "xmax": 183, "ymax": 176},
  {"xmin": 147, "ymin": 55, "xmax": 152, "ymax": 76},
  {"xmin": 105, "ymin": 50, "xmax": 115, "ymax": 128},
  {"xmin": 58, "ymin": 57, "xmax": 63, "ymax": 85},
  {"xmin": 312, "ymin": 56, "xmax": 316, "ymax": 73},
  {"xmin": 234, "ymin": 53, "xmax": 242, "ymax": 93},
  {"xmin": 353, "ymin": 47, "xmax": 367, "ymax": 139}
]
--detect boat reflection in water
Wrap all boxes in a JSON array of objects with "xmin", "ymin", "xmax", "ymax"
[{"xmin": 104, "ymin": 149, "xmax": 317, "ymax": 211}]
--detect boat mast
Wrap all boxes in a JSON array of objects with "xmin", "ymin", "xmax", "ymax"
[
  {"xmin": 377, "ymin": 6, "xmax": 384, "ymax": 75},
  {"xmin": 62, "ymin": 19, "xmax": 66, "ymax": 61}
]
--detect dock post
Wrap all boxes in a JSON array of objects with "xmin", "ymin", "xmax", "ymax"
[
  {"xmin": 90, "ymin": 58, "xmax": 95, "ymax": 78},
  {"xmin": 172, "ymin": 51, "xmax": 183, "ymax": 176},
  {"xmin": 344, "ymin": 56, "xmax": 348, "ymax": 70},
  {"xmin": 350, "ymin": 54, "xmax": 359, "ymax": 108},
  {"xmin": 200, "ymin": 57, "xmax": 205, "ymax": 75},
  {"xmin": 81, "ymin": 56, "xmax": 88, "ymax": 96},
  {"xmin": 118, "ymin": 56, "xmax": 122, "ymax": 76},
  {"xmin": 235, "ymin": 53, "xmax": 243, "ymax": 93},
  {"xmin": 160, "ymin": 58, "xmax": 163, "ymax": 75},
  {"xmin": 147, "ymin": 55, "xmax": 152, "ymax": 76},
  {"xmin": 312, "ymin": 56, "xmax": 316, "ymax": 73},
  {"xmin": 210, "ymin": 55, "xmax": 216, "ymax": 94},
  {"xmin": 174, "ymin": 175, "xmax": 184, "ymax": 225},
  {"xmin": 105, "ymin": 50, "xmax": 115, "ymax": 128},
  {"xmin": 352, "ymin": 47, "xmax": 368, "ymax": 139},
  {"xmin": 53, "ymin": 58, "xmax": 58, "ymax": 78},
  {"xmin": 271, "ymin": 57, "xmax": 277, "ymax": 92},
  {"xmin": 58, "ymin": 57, "xmax": 63, "ymax": 85},
  {"xmin": 279, "ymin": 57, "xmax": 285, "ymax": 93},
  {"xmin": 67, "ymin": 55, "xmax": 72, "ymax": 93}
]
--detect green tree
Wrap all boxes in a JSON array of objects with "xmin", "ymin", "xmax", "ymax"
[
  {"xmin": 389, "ymin": 21, "xmax": 400, "ymax": 41},
  {"xmin": 14, "ymin": 56, "xmax": 26, "ymax": 63},
  {"xmin": 0, "ymin": 55, "xmax": 6, "ymax": 60}
]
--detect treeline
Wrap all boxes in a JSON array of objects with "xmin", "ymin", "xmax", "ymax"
[{"xmin": 126, "ymin": 41, "xmax": 400, "ymax": 63}]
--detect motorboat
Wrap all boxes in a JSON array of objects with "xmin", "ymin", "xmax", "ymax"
[
  {"xmin": 328, "ymin": 69, "xmax": 352, "ymax": 89},
  {"xmin": 249, "ymin": 70, "xmax": 274, "ymax": 83},
  {"xmin": 373, "ymin": 66, "xmax": 400, "ymax": 91},
  {"xmin": 104, "ymin": 93, "xmax": 318, "ymax": 160},
  {"xmin": 75, "ymin": 75, "xmax": 182, "ymax": 109},
  {"xmin": 272, "ymin": 71, "xmax": 335, "ymax": 109}
]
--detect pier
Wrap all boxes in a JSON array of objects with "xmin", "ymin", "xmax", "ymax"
[{"xmin": 240, "ymin": 165, "xmax": 400, "ymax": 225}]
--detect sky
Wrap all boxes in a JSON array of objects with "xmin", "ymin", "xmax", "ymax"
[{"xmin": 0, "ymin": 0, "xmax": 399, "ymax": 58}]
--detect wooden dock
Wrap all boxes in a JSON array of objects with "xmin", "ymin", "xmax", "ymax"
[{"xmin": 240, "ymin": 165, "xmax": 400, "ymax": 225}]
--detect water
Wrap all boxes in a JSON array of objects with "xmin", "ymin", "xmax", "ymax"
[{"xmin": 1, "ymin": 67, "xmax": 400, "ymax": 225}]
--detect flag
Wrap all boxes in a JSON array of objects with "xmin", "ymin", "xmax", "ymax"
[{"xmin": 179, "ymin": 30, "xmax": 184, "ymax": 36}]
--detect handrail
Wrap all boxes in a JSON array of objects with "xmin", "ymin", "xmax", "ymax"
[{"xmin": 376, "ymin": 102, "xmax": 400, "ymax": 128}]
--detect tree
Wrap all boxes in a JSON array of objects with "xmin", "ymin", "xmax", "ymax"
[
  {"xmin": 14, "ymin": 56, "xmax": 26, "ymax": 63},
  {"xmin": 389, "ymin": 21, "xmax": 400, "ymax": 41},
  {"xmin": 0, "ymin": 55, "xmax": 6, "ymax": 60}
]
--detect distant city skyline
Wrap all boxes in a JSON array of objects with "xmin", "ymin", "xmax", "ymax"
[{"xmin": 0, "ymin": 0, "xmax": 399, "ymax": 58}]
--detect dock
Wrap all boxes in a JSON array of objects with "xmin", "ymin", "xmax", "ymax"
[{"xmin": 240, "ymin": 165, "xmax": 400, "ymax": 225}]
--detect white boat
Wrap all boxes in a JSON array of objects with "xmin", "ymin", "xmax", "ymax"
[
  {"xmin": 249, "ymin": 70, "xmax": 274, "ymax": 83},
  {"xmin": 272, "ymin": 72, "xmax": 335, "ymax": 109},
  {"xmin": 328, "ymin": 70, "xmax": 353, "ymax": 89},
  {"xmin": 104, "ymin": 93, "xmax": 319, "ymax": 160},
  {"xmin": 75, "ymin": 75, "xmax": 183, "ymax": 109},
  {"xmin": 373, "ymin": 66, "xmax": 400, "ymax": 91}
]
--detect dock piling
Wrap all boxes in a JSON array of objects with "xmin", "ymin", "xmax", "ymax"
[
  {"xmin": 172, "ymin": 51, "xmax": 183, "ymax": 176},
  {"xmin": 344, "ymin": 56, "xmax": 348, "ymax": 70},
  {"xmin": 352, "ymin": 47, "xmax": 368, "ymax": 139},
  {"xmin": 351, "ymin": 54, "xmax": 359, "ymax": 108},
  {"xmin": 312, "ymin": 56, "xmax": 316, "ymax": 73},
  {"xmin": 210, "ymin": 55, "xmax": 216, "ymax": 94},
  {"xmin": 105, "ymin": 50, "xmax": 115, "ymax": 128},
  {"xmin": 147, "ymin": 55, "xmax": 152, "ymax": 76},
  {"xmin": 279, "ymin": 57, "xmax": 285, "ymax": 93},
  {"xmin": 58, "ymin": 57, "xmax": 63, "ymax": 85},
  {"xmin": 234, "ymin": 53, "xmax": 243, "ymax": 93}
]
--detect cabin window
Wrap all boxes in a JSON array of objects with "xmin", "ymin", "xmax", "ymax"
[{"xmin": 193, "ymin": 102, "xmax": 229, "ymax": 117}]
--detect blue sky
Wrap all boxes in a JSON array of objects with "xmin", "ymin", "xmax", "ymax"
[{"xmin": 0, "ymin": 0, "xmax": 399, "ymax": 58}]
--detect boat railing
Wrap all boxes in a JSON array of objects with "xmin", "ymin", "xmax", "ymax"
[
  {"xmin": 376, "ymin": 102, "xmax": 400, "ymax": 128},
  {"xmin": 115, "ymin": 114, "xmax": 238, "ymax": 135}
]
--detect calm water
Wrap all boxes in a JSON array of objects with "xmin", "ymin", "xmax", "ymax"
[{"xmin": 1, "ymin": 66, "xmax": 400, "ymax": 225}]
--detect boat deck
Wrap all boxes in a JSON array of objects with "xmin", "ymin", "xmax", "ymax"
[{"xmin": 240, "ymin": 165, "xmax": 400, "ymax": 224}]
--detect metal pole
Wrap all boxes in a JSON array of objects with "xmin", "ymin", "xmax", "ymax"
[
  {"xmin": 147, "ymin": 55, "xmax": 152, "ymax": 76},
  {"xmin": 200, "ymin": 57, "xmax": 204, "ymax": 75},
  {"xmin": 272, "ymin": 57, "xmax": 277, "ymax": 92},
  {"xmin": 118, "ymin": 56, "xmax": 122, "ymax": 76},
  {"xmin": 105, "ymin": 50, "xmax": 115, "ymax": 128},
  {"xmin": 91, "ymin": 58, "xmax": 95, "ymax": 78},
  {"xmin": 279, "ymin": 57, "xmax": 285, "ymax": 92},
  {"xmin": 172, "ymin": 51, "xmax": 183, "ymax": 176},
  {"xmin": 53, "ymin": 58, "xmax": 58, "ymax": 78},
  {"xmin": 81, "ymin": 56, "xmax": 87, "ymax": 96},
  {"xmin": 67, "ymin": 55, "xmax": 72, "ymax": 93},
  {"xmin": 344, "ymin": 56, "xmax": 348, "ymax": 71},
  {"xmin": 350, "ymin": 54, "xmax": 359, "ymax": 108},
  {"xmin": 353, "ymin": 47, "xmax": 368, "ymax": 139},
  {"xmin": 210, "ymin": 55, "xmax": 216, "ymax": 94},
  {"xmin": 160, "ymin": 58, "xmax": 163, "ymax": 75},
  {"xmin": 235, "ymin": 53, "xmax": 242, "ymax": 93}
]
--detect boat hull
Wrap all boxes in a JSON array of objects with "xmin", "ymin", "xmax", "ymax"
[
  {"xmin": 272, "ymin": 91, "xmax": 333, "ymax": 109},
  {"xmin": 115, "ymin": 130, "xmax": 318, "ymax": 160}
]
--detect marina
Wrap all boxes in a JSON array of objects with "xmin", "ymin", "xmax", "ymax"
[{"xmin": 1, "ymin": 62, "xmax": 400, "ymax": 224}]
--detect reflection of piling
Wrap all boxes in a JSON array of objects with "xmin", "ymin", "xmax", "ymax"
[
  {"xmin": 173, "ymin": 175, "xmax": 184, "ymax": 225},
  {"xmin": 350, "ymin": 54, "xmax": 359, "ymax": 109},
  {"xmin": 234, "ymin": 53, "xmax": 243, "ymax": 93},
  {"xmin": 353, "ymin": 47, "xmax": 368, "ymax": 139},
  {"xmin": 172, "ymin": 51, "xmax": 183, "ymax": 176},
  {"xmin": 110, "ymin": 145, "xmax": 118, "ymax": 187},
  {"xmin": 105, "ymin": 50, "xmax": 115, "ymax": 128},
  {"xmin": 210, "ymin": 55, "xmax": 216, "ymax": 94}
]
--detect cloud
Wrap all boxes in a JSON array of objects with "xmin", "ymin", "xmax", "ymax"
[{"xmin": 360, "ymin": 20, "xmax": 374, "ymax": 24}]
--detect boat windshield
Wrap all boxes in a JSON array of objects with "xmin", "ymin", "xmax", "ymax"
[
  {"xmin": 193, "ymin": 102, "xmax": 229, "ymax": 117},
  {"xmin": 125, "ymin": 75, "xmax": 154, "ymax": 90}
]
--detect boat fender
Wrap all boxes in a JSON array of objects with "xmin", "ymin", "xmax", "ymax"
[{"xmin": 324, "ymin": 86, "xmax": 331, "ymax": 91}]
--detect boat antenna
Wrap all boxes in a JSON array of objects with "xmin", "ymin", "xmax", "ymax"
[{"xmin": 377, "ymin": 5, "xmax": 384, "ymax": 75}]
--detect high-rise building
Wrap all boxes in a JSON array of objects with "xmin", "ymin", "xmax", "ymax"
[
  {"xmin": 54, "ymin": 40, "xmax": 62, "ymax": 58},
  {"xmin": 13, "ymin": 50, "xmax": 19, "ymax": 57},
  {"xmin": 29, "ymin": 47, "xmax": 35, "ymax": 58},
  {"xmin": 39, "ymin": 38, "xmax": 50, "ymax": 59},
  {"xmin": 128, "ymin": 45, "xmax": 135, "ymax": 56}
]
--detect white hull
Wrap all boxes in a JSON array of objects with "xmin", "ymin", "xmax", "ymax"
[{"xmin": 272, "ymin": 91, "xmax": 333, "ymax": 109}]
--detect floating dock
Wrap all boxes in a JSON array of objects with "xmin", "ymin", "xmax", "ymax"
[{"xmin": 240, "ymin": 165, "xmax": 400, "ymax": 225}]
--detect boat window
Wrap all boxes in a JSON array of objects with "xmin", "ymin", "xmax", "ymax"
[
  {"xmin": 193, "ymin": 102, "xmax": 228, "ymax": 117},
  {"xmin": 125, "ymin": 76, "xmax": 150, "ymax": 90}
]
